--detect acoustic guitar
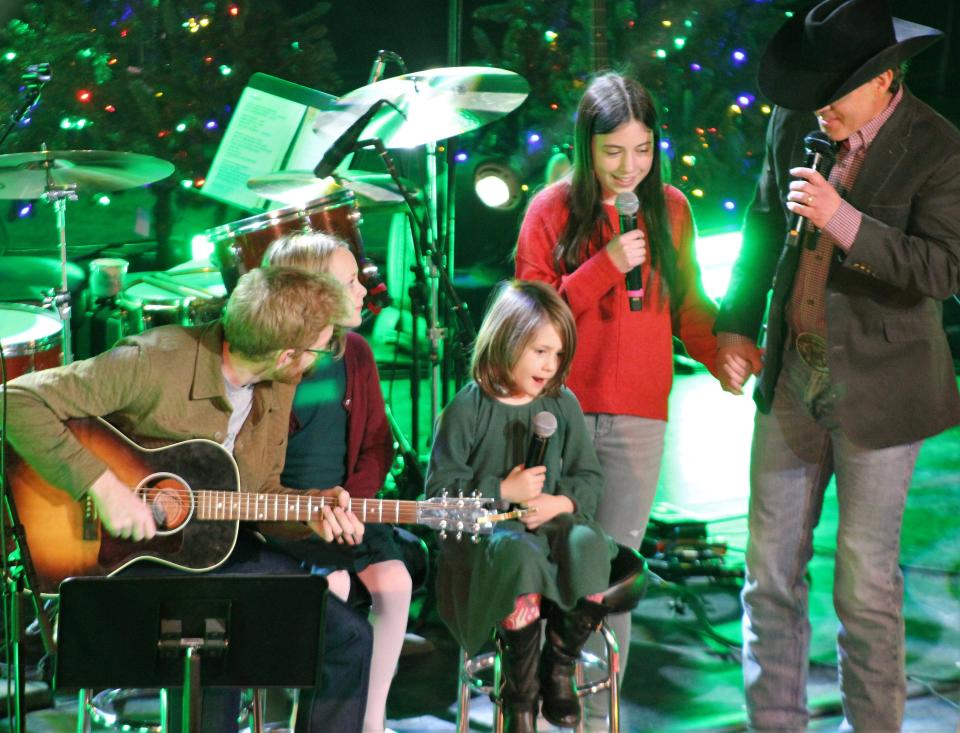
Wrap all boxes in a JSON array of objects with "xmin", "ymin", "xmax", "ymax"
[{"xmin": 7, "ymin": 417, "xmax": 505, "ymax": 593}]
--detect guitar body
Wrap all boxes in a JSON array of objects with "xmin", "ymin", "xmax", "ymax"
[{"xmin": 7, "ymin": 418, "xmax": 240, "ymax": 593}]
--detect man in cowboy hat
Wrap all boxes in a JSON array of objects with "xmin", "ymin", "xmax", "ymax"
[{"xmin": 714, "ymin": 0, "xmax": 960, "ymax": 730}]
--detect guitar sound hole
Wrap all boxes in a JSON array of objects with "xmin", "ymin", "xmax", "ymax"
[{"xmin": 137, "ymin": 472, "xmax": 195, "ymax": 534}]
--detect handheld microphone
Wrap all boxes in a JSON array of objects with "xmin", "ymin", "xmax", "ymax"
[
  {"xmin": 785, "ymin": 131, "xmax": 838, "ymax": 250},
  {"xmin": 525, "ymin": 411, "xmax": 558, "ymax": 468},
  {"xmin": 313, "ymin": 99, "xmax": 387, "ymax": 179},
  {"xmin": 615, "ymin": 191, "xmax": 643, "ymax": 312}
]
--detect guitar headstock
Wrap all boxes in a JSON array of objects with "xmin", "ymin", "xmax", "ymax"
[{"xmin": 419, "ymin": 491, "xmax": 504, "ymax": 543}]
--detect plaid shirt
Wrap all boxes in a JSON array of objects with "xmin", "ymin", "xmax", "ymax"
[{"xmin": 787, "ymin": 86, "xmax": 904, "ymax": 336}]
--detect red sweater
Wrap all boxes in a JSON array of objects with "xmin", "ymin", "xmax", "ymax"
[{"xmin": 515, "ymin": 182, "xmax": 718, "ymax": 420}]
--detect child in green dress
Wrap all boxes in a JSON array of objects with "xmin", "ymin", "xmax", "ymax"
[{"xmin": 426, "ymin": 280, "xmax": 616, "ymax": 732}]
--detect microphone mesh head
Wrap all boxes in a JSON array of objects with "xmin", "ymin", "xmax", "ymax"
[
  {"xmin": 803, "ymin": 130, "xmax": 837, "ymax": 161},
  {"xmin": 532, "ymin": 410, "xmax": 558, "ymax": 439},
  {"xmin": 615, "ymin": 191, "xmax": 640, "ymax": 216}
]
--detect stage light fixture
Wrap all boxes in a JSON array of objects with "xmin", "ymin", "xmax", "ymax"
[{"xmin": 473, "ymin": 161, "xmax": 521, "ymax": 210}]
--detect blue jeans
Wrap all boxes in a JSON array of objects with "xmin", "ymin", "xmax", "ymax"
[
  {"xmin": 743, "ymin": 348, "xmax": 920, "ymax": 732},
  {"xmin": 582, "ymin": 413, "xmax": 666, "ymax": 727},
  {"xmin": 124, "ymin": 531, "xmax": 373, "ymax": 733}
]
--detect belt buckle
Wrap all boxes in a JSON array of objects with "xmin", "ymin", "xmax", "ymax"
[{"xmin": 794, "ymin": 332, "xmax": 828, "ymax": 372}]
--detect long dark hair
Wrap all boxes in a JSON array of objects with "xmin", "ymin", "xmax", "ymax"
[{"xmin": 557, "ymin": 72, "xmax": 682, "ymax": 311}]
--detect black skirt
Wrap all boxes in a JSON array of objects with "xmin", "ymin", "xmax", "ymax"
[{"xmin": 264, "ymin": 523, "xmax": 405, "ymax": 573}]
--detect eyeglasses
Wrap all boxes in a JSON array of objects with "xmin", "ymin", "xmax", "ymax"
[{"xmin": 304, "ymin": 348, "xmax": 329, "ymax": 357}]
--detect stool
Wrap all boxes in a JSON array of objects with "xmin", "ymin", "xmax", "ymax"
[
  {"xmin": 81, "ymin": 686, "xmax": 283, "ymax": 733},
  {"xmin": 456, "ymin": 544, "xmax": 647, "ymax": 733}
]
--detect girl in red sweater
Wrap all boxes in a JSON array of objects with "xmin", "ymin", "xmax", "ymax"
[{"xmin": 515, "ymin": 72, "xmax": 719, "ymax": 726}]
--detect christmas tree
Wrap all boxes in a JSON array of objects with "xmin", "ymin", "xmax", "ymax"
[
  {"xmin": 466, "ymin": 0, "xmax": 797, "ymax": 232},
  {"xmin": 0, "ymin": 0, "xmax": 339, "ymax": 186},
  {"xmin": 0, "ymin": 1, "xmax": 340, "ymax": 262}
]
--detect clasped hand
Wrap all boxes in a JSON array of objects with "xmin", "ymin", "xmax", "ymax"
[
  {"xmin": 605, "ymin": 229, "xmax": 646, "ymax": 274},
  {"xmin": 500, "ymin": 464, "xmax": 574, "ymax": 530},
  {"xmin": 786, "ymin": 166, "xmax": 842, "ymax": 230},
  {"xmin": 717, "ymin": 342, "xmax": 764, "ymax": 395}
]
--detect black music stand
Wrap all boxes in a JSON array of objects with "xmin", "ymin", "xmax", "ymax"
[{"xmin": 56, "ymin": 574, "xmax": 327, "ymax": 733}]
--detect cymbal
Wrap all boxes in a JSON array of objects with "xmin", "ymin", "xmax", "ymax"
[
  {"xmin": 247, "ymin": 170, "xmax": 416, "ymax": 209},
  {"xmin": 0, "ymin": 150, "xmax": 175, "ymax": 199},
  {"xmin": 0, "ymin": 256, "xmax": 85, "ymax": 301},
  {"xmin": 312, "ymin": 66, "xmax": 530, "ymax": 150}
]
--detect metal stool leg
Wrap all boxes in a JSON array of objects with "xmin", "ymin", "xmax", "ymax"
[
  {"xmin": 251, "ymin": 688, "xmax": 266, "ymax": 733},
  {"xmin": 602, "ymin": 624, "xmax": 621, "ymax": 733},
  {"xmin": 493, "ymin": 648, "xmax": 504, "ymax": 733},
  {"xmin": 572, "ymin": 621, "xmax": 624, "ymax": 733},
  {"xmin": 457, "ymin": 650, "xmax": 472, "ymax": 733},
  {"xmin": 458, "ymin": 648, "xmax": 506, "ymax": 733},
  {"xmin": 77, "ymin": 689, "xmax": 92, "ymax": 733}
]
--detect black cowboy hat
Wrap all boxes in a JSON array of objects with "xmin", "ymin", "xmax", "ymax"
[{"xmin": 758, "ymin": 0, "xmax": 943, "ymax": 111}]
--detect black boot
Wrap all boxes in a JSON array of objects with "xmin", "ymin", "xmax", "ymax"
[
  {"xmin": 496, "ymin": 622, "xmax": 542, "ymax": 733},
  {"xmin": 539, "ymin": 599, "xmax": 608, "ymax": 728}
]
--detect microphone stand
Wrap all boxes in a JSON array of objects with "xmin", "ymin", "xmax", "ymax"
[
  {"xmin": 331, "ymin": 138, "xmax": 476, "ymax": 449},
  {"xmin": 362, "ymin": 138, "xmax": 476, "ymax": 439},
  {"xmin": 0, "ymin": 63, "xmax": 49, "ymax": 151},
  {"xmin": 0, "ymin": 63, "xmax": 58, "ymax": 733},
  {"xmin": 312, "ymin": 133, "xmax": 475, "ymax": 461}
]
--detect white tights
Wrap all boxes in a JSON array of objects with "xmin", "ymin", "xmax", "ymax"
[{"xmin": 326, "ymin": 560, "xmax": 412, "ymax": 733}]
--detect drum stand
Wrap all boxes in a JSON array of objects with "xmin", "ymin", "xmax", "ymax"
[
  {"xmin": 40, "ymin": 170, "xmax": 79, "ymax": 365},
  {"xmin": 365, "ymin": 138, "xmax": 475, "ymax": 424}
]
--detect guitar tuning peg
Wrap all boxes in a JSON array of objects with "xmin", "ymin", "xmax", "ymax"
[
  {"xmin": 439, "ymin": 530, "xmax": 447, "ymax": 540},
  {"xmin": 471, "ymin": 533, "xmax": 480, "ymax": 544},
  {"xmin": 456, "ymin": 530, "xmax": 463, "ymax": 542}
]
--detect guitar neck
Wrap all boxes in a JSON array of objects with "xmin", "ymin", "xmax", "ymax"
[{"xmin": 195, "ymin": 492, "xmax": 422, "ymax": 524}]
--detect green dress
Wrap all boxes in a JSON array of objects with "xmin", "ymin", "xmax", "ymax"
[{"xmin": 425, "ymin": 382, "xmax": 616, "ymax": 654}]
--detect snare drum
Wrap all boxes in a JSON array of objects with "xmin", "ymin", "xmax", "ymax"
[
  {"xmin": 0, "ymin": 303, "xmax": 64, "ymax": 381},
  {"xmin": 207, "ymin": 189, "xmax": 364, "ymax": 293},
  {"xmin": 117, "ymin": 260, "xmax": 227, "ymax": 335}
]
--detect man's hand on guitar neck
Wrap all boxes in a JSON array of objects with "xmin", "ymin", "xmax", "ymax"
[
  {"xmin": 88, "ymin": 470, "xmax": 158, "ymax": 541},
  {"xmin": 304, "ymin": 487, "xmax": 365, "ymax": 545}
]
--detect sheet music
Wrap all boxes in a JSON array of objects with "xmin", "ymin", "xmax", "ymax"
[
  {"xmin": 200, "ymin": 74, "xmax": 337, "ymax": 212},
  {"xmin": 202, "ymin": 87, "xmax": 305, "ymax": 211}
]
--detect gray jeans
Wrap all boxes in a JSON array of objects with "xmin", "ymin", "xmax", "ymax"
[
  {"xmin": 582, "ymin": 413, "xmax": 666, "ymax": 725},
  {"xmin": 743, "ymin": 347, "xmax": 920, "ymax": 732}
]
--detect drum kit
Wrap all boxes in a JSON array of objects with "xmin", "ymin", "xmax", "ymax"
[{"xmin": 0, "ymin": 66, "xmax": 530, "ymax": 399}]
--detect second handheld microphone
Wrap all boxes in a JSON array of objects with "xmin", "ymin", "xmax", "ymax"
[
  {"xmin": 525, "ymin": 411, "xmax": 558, "ymax": 468},
  {"xmin": 615, "ymin": 191, "xmax": 643, "ymax": 311}
]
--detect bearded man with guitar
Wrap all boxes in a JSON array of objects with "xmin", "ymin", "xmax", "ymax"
[{"xmin": 1, "ymin": 266, "xmax": 372, "ymax": 732}]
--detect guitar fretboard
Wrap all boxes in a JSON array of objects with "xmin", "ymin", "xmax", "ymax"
[{"xmin": 195, "ymin": 492, "xmax": 423, "ymax": 524}]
